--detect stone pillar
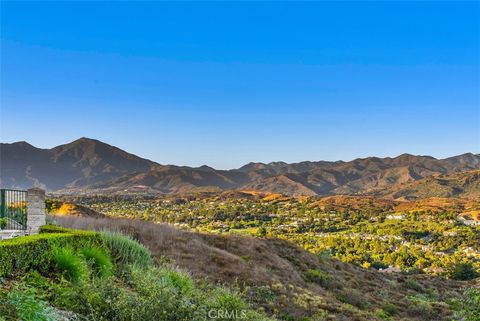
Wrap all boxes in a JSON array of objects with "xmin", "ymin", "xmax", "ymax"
[{"xmin": 27, "ymin": 188, "xmax": 45, "ymax": 234}]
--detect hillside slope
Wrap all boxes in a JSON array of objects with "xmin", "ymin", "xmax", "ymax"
[
  {"xmin": 55, "ymin": 215, "xmax": 477, "ymax": 321},
  {"xmin": 0, "ymin": 225, "xmax": 271, "ymax": 321},
  {"xmin": 373, "ymin": 170, "xmax": 480, "ymax": 200}
]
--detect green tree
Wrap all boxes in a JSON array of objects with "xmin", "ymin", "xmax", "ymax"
[
  {"xmin": 257, "ymin": 226, "xmax": 267, "ymax": 237},
  {"xmin": 448, "ymin": 263, "xmax": 479, "ymax": 281}
]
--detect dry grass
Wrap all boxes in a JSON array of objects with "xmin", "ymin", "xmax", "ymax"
[{"xmin": 52, "ymin": 215, "xmax": 473, "ymax": 321}]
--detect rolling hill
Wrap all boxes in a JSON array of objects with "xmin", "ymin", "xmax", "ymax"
[{"xmin": 54, "ymin": 214, "xmax": 475, "ymax": 321}]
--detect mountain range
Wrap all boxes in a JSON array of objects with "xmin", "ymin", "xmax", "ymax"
[{"xmin": 1, "ymin": 137, "xmax": 479, "ymax": 199}]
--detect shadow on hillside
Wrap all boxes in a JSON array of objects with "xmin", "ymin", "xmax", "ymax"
[{"xmin": 52, "ymin": 215, "xmax": 468, "ymax": 321}]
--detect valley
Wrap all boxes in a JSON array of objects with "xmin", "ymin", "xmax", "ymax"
[{"xmin": 50, "ymin": 193, "xmax": 480, "ymax": 279}]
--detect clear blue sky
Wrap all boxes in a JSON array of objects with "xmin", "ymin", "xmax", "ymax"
[{"xmin": 1, "ymin": 1, "xmax": 479, "ymax": 169}]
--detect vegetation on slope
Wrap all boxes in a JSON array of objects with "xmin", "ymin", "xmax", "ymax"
[
  {"xmin": 0, "ymin": 225, "xmax": 272, "ymax": 321},
  {"xmin": 373, "ymin": 170, "xmax": 480, "ymax": 200},
  {"xmin": 62, "ymin": 195, "xmax": 480, "ymax": 278},
  {"xmin": 54, "ymin": 215, "xmax": 479, "ymax": 321}
]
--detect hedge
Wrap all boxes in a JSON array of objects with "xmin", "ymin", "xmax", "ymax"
[
  {"xmin": 39, "ymin": 225, "xmax": 79, "ymax": 234},
  {"xmin": 0, "ymin": 226, "xmax": 105, "ymax": 278}
]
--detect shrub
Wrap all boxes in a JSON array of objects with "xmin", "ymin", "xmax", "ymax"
[
  {"xmin": 251, "ymin": 285, "xmax": 275, "ymax": 303},
  {"xmin": 336, "ymin": 290, "xmax": 369, "ymax": 310},
  {"xmin": 405, "ymin": 279, "xmax": 424, "ymax": 292},
  {"xmin": 53, "ymin": 247, "xmax": 89, "ymax": 282},
  {"xmin": 455, "ymin": 288, "xmax": 480, "ymax": 321},
  {"xmin": 39, "ymin": 225, "xmax": 75, "ymax": 234},
  {"xmin": 407, "ymin": 295, "xmax": 434, "ymax": 319},
  {"xmin": 0, "ymin": 285, "xmax": 56, "ymax": 321},
  {"xmin": 410, "ymin": 300, "xmax": 433, "ymax": 319},
  {"xmin": 80, "ymin": 247, "xmax": 113, "ymax": 278},
  {"xmin": 303, "ymin": 269, "xmax": 332, "ymax": 288},
  {"xmin": 129, "ymin": 265, "xmax": 195, "ymax": 297},
  {"xmin": 382, "ymin": 303, "xmax": 398, "ymax": 316},
  {"xmin": 101, "ymin": 231, "xmax": 152, "ymax": 272},
  {"xmin": 311, "ymin": 310, "xmax": 329, "ymax": 321},
  {"xmin": 0, "ymin": 218, "xmax": 7, "ymax": 230},
  {"xmin": 448, "ymin": 263, "xmax": 479, "ymax": 280},
  {"xmin": 375, "ymin": 308, "xmax": 391, "ymax": 320},
  {"xmin": 53, "ymin": 264, "xmax": 272, "ymax": 321},
  {"xmin": 206, "ymin": 287, "xmax": 247, "ymax": 318},
  {"xmin": 126, "ymin": 265, "xmax": 196, "ymax": 319},
  {"xmin": 257, "ymin": 226, "xmax": 267, "ymax": 237},
  {"xmin": 0, "ymin": 229, "xmax": 104, "ymax": 277}
]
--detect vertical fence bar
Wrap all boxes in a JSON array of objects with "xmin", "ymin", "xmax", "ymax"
[
  {"xmin": 0, "ymin": 189, "xmax": 5, "ymax": 219},
  {"xmin": 13, "ymin": 190, "xmax": 17, "ymax": 230}
]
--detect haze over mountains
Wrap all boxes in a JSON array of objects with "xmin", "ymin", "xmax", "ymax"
[{"xmin": 1, "ymin": 137, "xmax": 479, "ymax": 199}]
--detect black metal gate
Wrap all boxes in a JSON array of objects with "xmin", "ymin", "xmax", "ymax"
[{"xmin": 0, "ymin": 189, "xmax": 27, "ymax": 230}]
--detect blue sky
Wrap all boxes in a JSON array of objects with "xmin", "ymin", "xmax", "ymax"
[{"xmin": 1, "ymin": 1, "xmax": 479, "ymax": 169}]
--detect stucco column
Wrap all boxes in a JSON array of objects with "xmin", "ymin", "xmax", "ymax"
[{"xmin": 27, "ymin": 188, "xmax": 45, "ymax": 233}]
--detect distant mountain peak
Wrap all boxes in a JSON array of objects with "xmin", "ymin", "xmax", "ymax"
[
  {"xmin": 267, "ymin": 161, "xmax": 288, "ymax": 167},
  {"xmin": 237, "ymin": 162, "xmax": 268, "ymax": 171},
  {"xmin": 61, "ymin": 137, "xmax": 109, "ymax": 148},
  {"xmin": 8, "ymin": 141, "xmax": 35, "ymax": 148},
  {"xmin": 395, "ymin": 153, "xmax": 435, "ymax": 159},
  {"xmin": 74, "ymin": 137, "xmax": 96, "ymax": 142},
  {"xmin": 1, "ymin": 138, "xmax": 157, "ymax": 191},
  {"xmin": 196, "ymin": 165, "xmax": 216, "ymax": 172}
]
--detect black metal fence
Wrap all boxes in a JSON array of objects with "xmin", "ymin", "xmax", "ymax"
[{"xmin": 0, "ymin": 189, "xmax": 27, "ymax": 230}]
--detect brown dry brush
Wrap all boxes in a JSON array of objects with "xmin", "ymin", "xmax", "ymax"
[{"xmin": 51, "ymin": 214, "xmax": 469, "ymax": 321}]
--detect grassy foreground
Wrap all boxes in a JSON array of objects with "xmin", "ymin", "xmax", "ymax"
[{"xmin": 0, "ymin": 225, "xmax": 273, "ymax": 321}]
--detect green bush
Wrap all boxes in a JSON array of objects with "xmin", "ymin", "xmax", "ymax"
[
  {"xmin": 101, "ymin": 231, "xmax": 152, "ymax": 272},
  {"xmin": 53, "ymin": 247, "xmax": 89, "ymax": 282},
  {"xmin": 336, "ymin": 290, "xmax": 369, "ymax": 310},
  {"xmin": 50, "ymin": 264, "xmax": 272, "ymax": 321},
  {"xmin": 39, "ymin": 225, "xmax": 75, "ymax": 234},
  {"xmin": 80, "ymin": 247, "xmax": 113, "ymax": 278},
  {"xmin": 455, "ymin": 288, "xmax": 480, "ymax": 321},
  {"xmin": 127, "ymin": 265, "xmax": 196, "ymax": 319},
  {"xmin": 67, "ymin": 277, "xmax": 142, "ymax": 321},
  {"xmin": 205, "ymin": 287, "xmax": 247, "ymax": 319},
  {"xmin": 251, "ymin": 286, "xmax": 275, "ymax": 303},
  {"xmin": 0, "ymin": 218, "xmax": 7, "ymax": 230},
  {"xmin": 0, "ymin": 285, "xmax": 56, "ymax": 321},
  {"xmin": 407, "ymin": 294, "xmax": 434, "ymax": 319},
  {"xmin": 0, "ymin": 228, "xmax": 104, "ymax": 277},
  {"xmin": 448, "ymin": 263, "xmax": 479, "ymax": 280},
  {"xmin": 382, "ymin": 303, "xmax": 398, "ymax": 316},
  {"xmin": 405, "ymin": 279, "xmax": 424, "ymax": 292},
  {"xmin": 311, "ymin": 310, "xmax": 329, "ymax": 321},
  {"xmin": 375, "ymin": 308, "xmax": 391, "ymax": 320},
  {"xmin": 303, "ymin": 269, "xmax": 332, "ymax": 288}
]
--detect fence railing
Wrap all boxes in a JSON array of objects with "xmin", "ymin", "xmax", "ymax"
[{"xmin": 0, "ymin": 189, "xmax": 27, "ymax": 230}]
